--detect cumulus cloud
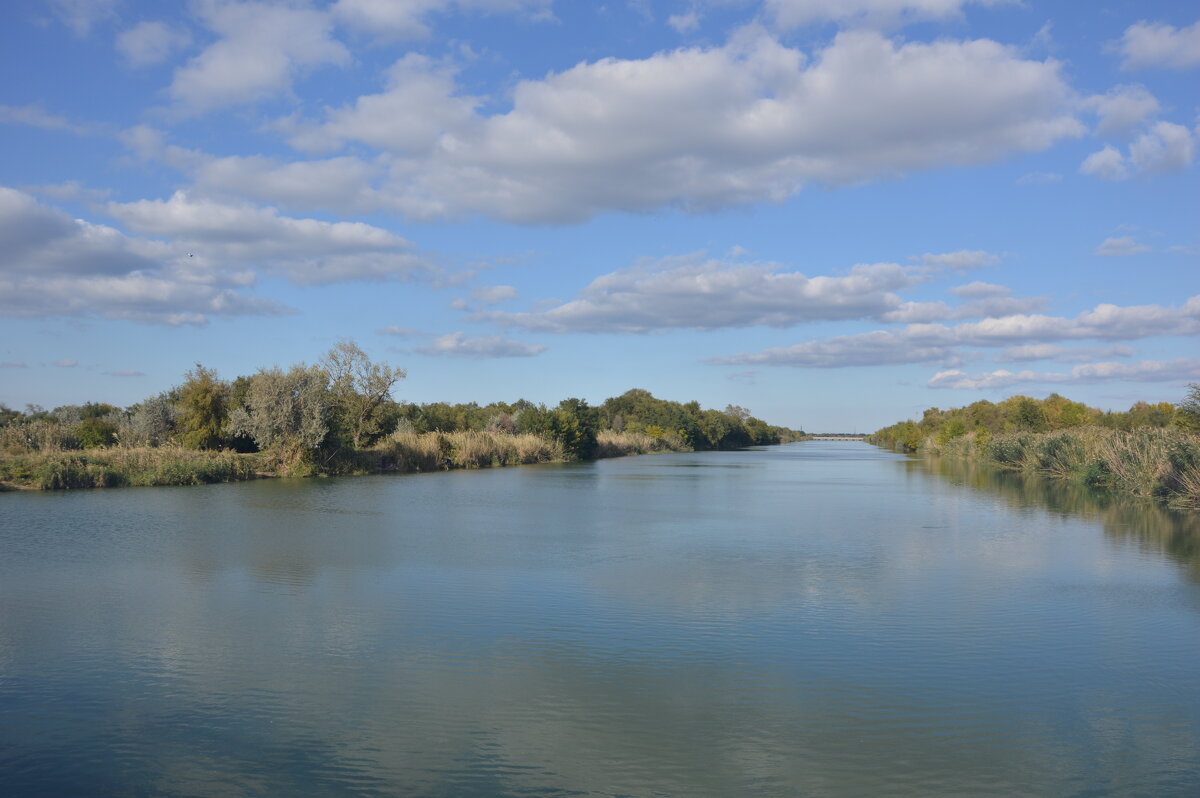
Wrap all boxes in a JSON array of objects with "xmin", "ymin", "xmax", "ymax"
[
  {"xmin": 378, "ymin": 325, "xmax": 422, "ymax": 337},
  {"xmin": 1081, "ymin": 84, "xmax": 1160, "ymax": 135},
  {"xmin": 0, "ymin": 104, "xmax": 88, "ymax": 134},
  {"xmin": 763, "ymin": 0, "xmax": 1012, "ymax": 29},
  {"xmin": 285, "ymin": 54, "xmax": 479, "ymax": 155},
  {"xmin": 470, "ymin": 284, "xmax": 518, "ymax": 304},
  {"xmin": 998, "ymin": 343, "xmax": 1134, "ymax": 363},
  {"xmin": 332, "ymin": 0, "xmax": 553, "ymax": 39},
  {"xmin": 879, "ymin": 293, "xmax": 1044, "ymax": 323},
  {"xmin": 48, "ymin": 0, "xmax": 120, "ymax": 37},
  {"xmin": 1081, "ymin": 122, "xmax": 1196, "ymax": 180},
  {"xmin": 106, "ymin": 191, "xmax": 433, "ymax": 285},
  {"xmin": 414, "ymin": 332, "xmax": 547, "ymax": 358},
  {"xmin": 707, "ymin": 331, "xmax": 958, "ymax": 368},
  {"xmin": 668, "ymin": 12, "xmax": 701, "ymax": 33},
  {"xmin": 918, "ymin": 250, "xmax": 1000, "ymax": 270},
  {"xmin": 1079, "ymin": 144, "xmax": 1130, "ymax": 180},
  {"xmin": 116, "ymin": 21, "xmax": 192, "ymax": 67},
  {"xmin": 1095, "ymin": 236, "xmax": 1150, "ymax": 256},
  {"xmin": 710, "ymin": 296, "xmax": 1200, "ymax": 368},
  {"xmin": 482, "ymin": 255, "xmax": 921, "ymax": 333},
  {"xmin": 1129, "ymin": 121, "xmax": 1196, "ymax": 174},
  {"xmin": 950, "ymin": 281, "xmax": 1009, "ymax": 298},
  {"xmin": 1119, "ymin": 20, "xmax": 1200, "ymax": 70},
  {"xmin": 168, "ymin": 2, "xmax": 350, "ymax": 115},
  {"xmin": 929, "ymin": 359, "xmax": 1200, "ymax": 389},
  {"xmin": 287, "ymin": 28, "xmax": 1081, "ymax": 222},
  {"xmin": 0, "ymin": 187, "xmax": 289, "ymax": 326}
]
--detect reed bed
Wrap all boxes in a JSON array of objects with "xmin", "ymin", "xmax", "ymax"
[
  {"xmin": 594, "ymin": 429, "xmax": 686, "ymax": 458},
  {"xmin": 0, "ymin": 446, "xmax": 261, "ymax": 490},
  {"xmin": 377, "ymin": 430, "xmax": 565, "ymax": 471},
  {"xmin": 927, "ymin": 426, "xmax": 1200, "ymax": 509}
]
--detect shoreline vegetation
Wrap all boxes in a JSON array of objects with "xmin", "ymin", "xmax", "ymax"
[
  {"xmin": 0, "ymin": 341, "xmax": 803, "ymax": 491},
  {"xmin": 868, "ymin": 388, "xmax": 1200, "ymax": 510}
]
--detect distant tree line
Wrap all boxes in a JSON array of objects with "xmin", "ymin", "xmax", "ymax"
[
  {"xmin": 870, "ymin": 387, "xmax": 1200, "ymax": 453},
  {"xmin": 0, "ymin": 341, "xmax": 802, "ymax": 469}
]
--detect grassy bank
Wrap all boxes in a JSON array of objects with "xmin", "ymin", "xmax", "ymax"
[
  {"xmin": 890, "ymin": 426, "xmax": 1200, "ymax": 510},
  {"xmin": 0, "ymin": 428, "xmax": 701, "ymax": 491},
  {"xmin": 0, "ymin": 446, "xmax": 265, "ymax": 490}
]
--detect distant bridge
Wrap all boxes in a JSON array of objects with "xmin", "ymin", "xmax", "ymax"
[{"xmin": 808, "ymin": 435, "xmax": 867, "ymax": 441}]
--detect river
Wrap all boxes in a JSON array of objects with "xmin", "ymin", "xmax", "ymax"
[{"xmin": 2, "ymin": 442, "xmax": 1198, "ymax": 796}]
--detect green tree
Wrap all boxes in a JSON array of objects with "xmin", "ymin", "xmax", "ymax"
[
  {"xmin": 232, "ymin": 365, "xmax": 331, "ymax": 451},
  {"xmin": 321, "ymin": 340, "xmax": 407, "ymax": 448},
  {"xmin": 176, "ymin": 364, "xmax": 228, "ymax": 449},
  {"xmin": 1176, "ymin": 384, "xmax": 1200, "ymax": 434}
]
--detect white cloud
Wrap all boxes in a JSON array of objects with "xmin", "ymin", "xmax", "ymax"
[
  {"xmin": 483, "ymin": 255, "xmax": 921, "ymax": 333},
  {"xmin": 668, "ymin": 12, "xmax": 701, "ymax": 33},
  {"xmin": 879, "ymin": 293, "xmax": 1044, "ymax": 323},
  {"xmin": 710, "ymin": 296, "xmax": 1200, "ymax": 368},
  {"xmin": 48, "ymin": 0, "xmax": 121, "ymax": 37},
  {"xmin": 1079, "ymin": 145, "xmax": 1130, "ymax": 180},
  {"xmin": 285, "ymin": 54, "xmax": 479, "ymax": 155},
  {"xmin": 929, "ymin": 359, "xmax": 1200, "ymax": 389},
  {"xmin": 299, "ymin": 29, "xmax": 1080, "ymax": 222},
  {"xmin": 116, "ymin": 21, "xmax": 192, "ymax": 67},
  {"xmin": 918, "ymin": 250, "xmax": 1001, "ymax": 270},
  {"xmin": 0, "ymin": 104, "xmax": 87, "ymax": 134},
  {"xmin": 1081, "ymin": 84, "xmax": 1160, "ymax": 135},
  {"xmin": 378, "ymin": 325, "xmax": 422, "ymax": 337},
  {"xmin": 470, "ymin": 284, "xmax": 518, "ymax": 304},
  {"xmin": 106, "ymin": 191, "xmax": 434, "ymax": 285},
  {"xmin": 332, "ymin": 0, "xmax": 553, "ymax": 39},
  {"xmin": 763, "ymin": 0, "xmax": 1012, "ymax": 29},
  {"xmin": 0, "ymin": 187, "xmax": 288, "ymax": 326},
  {"xmin": 1119, "ymin": 20, "xmax": 1200, "ymax": 70},
  {"xmin": 1129, "ymin": 121, "xmax": 1196, "ymax": 175},
  {"xmin": 53, "ymin": 359, "xmax": 79, "ymax": 367},
  {"xmin": 1095, "ymin": 236, "xmax": 1150, "ymax": 256},
  {"xmin": 168, "ymin": 1, "xmax": 350, "ymax": 115},
  {"xmin": 104, "ymin": 370, "xmax": 146, "ymax": 378},
  {"xmin": 950, "ymin": 281, "xmax": 1009, "ymax": 298},
  {"xmin": 998, "ymin": 343, "xmax": 1134, "ymax": 363},
  {"xmin": 415, "ymin": 332, "xmax": 547, "ymax": 358},
  {"xmin": 1, "ymin": 361, "xmax": 29, "ymax": 369}
]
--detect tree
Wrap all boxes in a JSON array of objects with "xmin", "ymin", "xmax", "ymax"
[
  {"xmin": 1176, "ymin": 384, "xmax": 1200, "ymax": 434},
  {"xmin": 233, "ymin": 365, "xmax": 331, "ymax": 451},
  {"xmin": 176, "ymin": 364, "xmax": 228, "ymax": 449},
  {"xmin": 321, "ymin": 340, "xmax": 406, "ymax": 448}
]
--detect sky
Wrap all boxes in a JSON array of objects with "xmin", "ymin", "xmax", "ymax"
[{"xmin": 0, "ymin": 0, "xmax": 1197, "ymax": 432}]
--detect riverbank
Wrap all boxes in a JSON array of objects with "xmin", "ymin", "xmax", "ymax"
[
  {"xmin": 0, "ymin": 429, "xmax": 693, "ymax": 491},
  {"xmin": 877, "ymin": 426, "xmax": 1200, "ymax": 510}
]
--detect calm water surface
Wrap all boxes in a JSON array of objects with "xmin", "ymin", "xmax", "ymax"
[{"xmin": 2, "ymin": 442, "xmax": 1199, "ymax": 796}]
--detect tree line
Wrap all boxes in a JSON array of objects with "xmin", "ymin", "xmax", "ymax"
[
  {"xmin": 1, "ymin": 341, "xmax": 802, "ymax": 468},
  {"xmin": 870, "ymin": 387, "xmax": 1200, "ymax": 453}
]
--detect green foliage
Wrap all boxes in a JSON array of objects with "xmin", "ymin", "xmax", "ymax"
[
  {"xmin": 233, "ymin": 364, "xmax": 331, "ymax": 453},
  {"xmin": 1176, "ymin": 384, "xmax": 1200, "ymax": 434},
  {"xmin": 76, "ymin": 417, "xmax": 117, "ymax": 448},
  {"xmin": 321, "ymin": 339, "xmax": 406, "ymax": 448},
  {"xmin": 176, "ymin": 364, "xmax": 228, "ymax": 450}
]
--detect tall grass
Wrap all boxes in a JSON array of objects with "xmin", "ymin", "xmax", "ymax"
[
  {"xmin": 0, "ymin": 446, "xmax": 261, "ymax": 490},
  {"xmin": 923, "ymin": 426, "xmax": 1200, "ymax": 509},
  {"xmin": 594, "ymin": 429, "xmax": 687, "ymax": 458},
  {"xmin": 376, "ymin": 430, "xmax": 565, "ymax": 471}
]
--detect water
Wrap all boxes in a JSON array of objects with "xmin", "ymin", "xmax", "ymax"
[{"xmin": 2, "ymin": 442, "xmax": 1199, "ymax": 796}]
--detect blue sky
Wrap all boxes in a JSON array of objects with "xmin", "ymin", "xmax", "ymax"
[{"xmin": 0, "ymin": 0, "xmax": 1197, "ymax": 431}]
